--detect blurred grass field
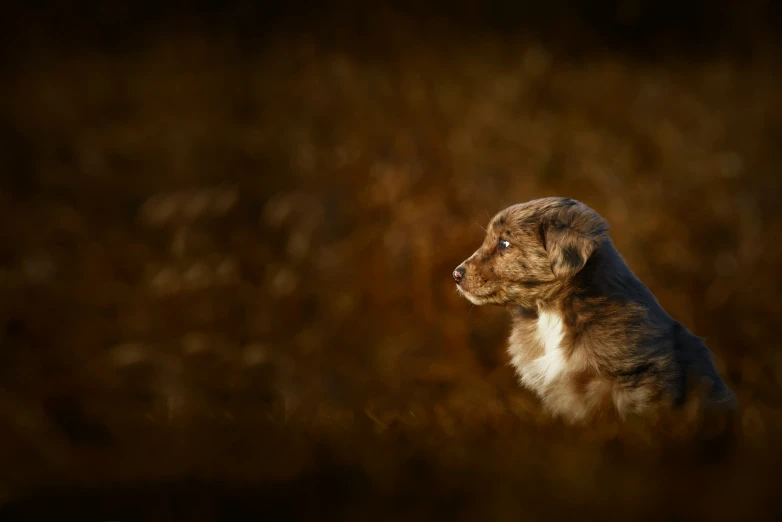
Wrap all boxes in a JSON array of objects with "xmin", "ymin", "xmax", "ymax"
[{"xmin": 1, "ymin": 2, "xmax": 782, "ymax": 520}]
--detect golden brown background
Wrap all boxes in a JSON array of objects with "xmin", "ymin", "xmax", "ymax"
[{"xmin": 1, "ymin": 1, "xmax": 782, "ymax": 520}]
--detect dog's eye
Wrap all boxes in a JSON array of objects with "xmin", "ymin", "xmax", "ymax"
[{"xmin": 498, "ymin": 238, "xmax": 510, "ymax": 251}]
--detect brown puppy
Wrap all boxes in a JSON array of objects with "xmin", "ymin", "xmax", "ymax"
[{"xmin": 453, "ymin": 197, "xmax": 737, "ymax": 423}]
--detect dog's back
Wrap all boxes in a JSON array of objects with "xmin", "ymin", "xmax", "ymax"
[{"xmin": 672, "ymin": 323, "xmax": 738, "ymax": 410}]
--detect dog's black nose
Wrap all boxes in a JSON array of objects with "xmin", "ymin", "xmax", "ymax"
[{"xmin": 453, "ymin": 266, "xmax": 465, "ymax": 283}]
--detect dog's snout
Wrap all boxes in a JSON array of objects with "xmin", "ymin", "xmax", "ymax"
[{"xmin": 453, "ymin": 266, "xmax": 466, "ymax": 284}]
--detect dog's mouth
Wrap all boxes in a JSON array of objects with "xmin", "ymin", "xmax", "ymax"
[{"xmin": 456, "ymin": 283, "xmax": 492, "ymax": 306}]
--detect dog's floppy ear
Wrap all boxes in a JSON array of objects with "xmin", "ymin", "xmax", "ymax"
[{"xmin": 540, "ymin": 200, "xmax": 608, "ymax": 280}]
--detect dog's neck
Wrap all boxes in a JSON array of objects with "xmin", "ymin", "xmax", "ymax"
[
  {"xmin": 509, "ymin": 242, "xmax": 639, "ymax": 324},
  {"xmin": 510, "ymin": 305, "xmax": 538, "ymax": 320}
]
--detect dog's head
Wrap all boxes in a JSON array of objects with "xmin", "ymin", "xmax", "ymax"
[{"xmin": 453, "ymin": 197, "xmax": 609, "ymax": 308}]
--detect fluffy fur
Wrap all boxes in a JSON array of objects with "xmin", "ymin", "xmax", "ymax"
[{"xmin": 454, "ymin": 197, "xmax": 737, "ymax": 423}]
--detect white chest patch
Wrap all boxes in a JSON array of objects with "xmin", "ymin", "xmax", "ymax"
[{"xmin": 517, "ymin": 310, "xmax": 567, "ymax": 394}]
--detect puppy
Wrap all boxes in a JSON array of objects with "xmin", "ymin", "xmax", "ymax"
[{"xmin": 453, "ymin": 197, "xmax": 737, "ymax": 423}]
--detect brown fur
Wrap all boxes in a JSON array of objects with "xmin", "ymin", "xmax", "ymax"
[{"xmin": 454, "ymin": 197, "xmax": 737, "ymax": 423}]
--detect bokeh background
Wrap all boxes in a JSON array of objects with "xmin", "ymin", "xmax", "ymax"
[{"xmin": 1, "ymin": 1, "xmax": 782, "ymax": 520}]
